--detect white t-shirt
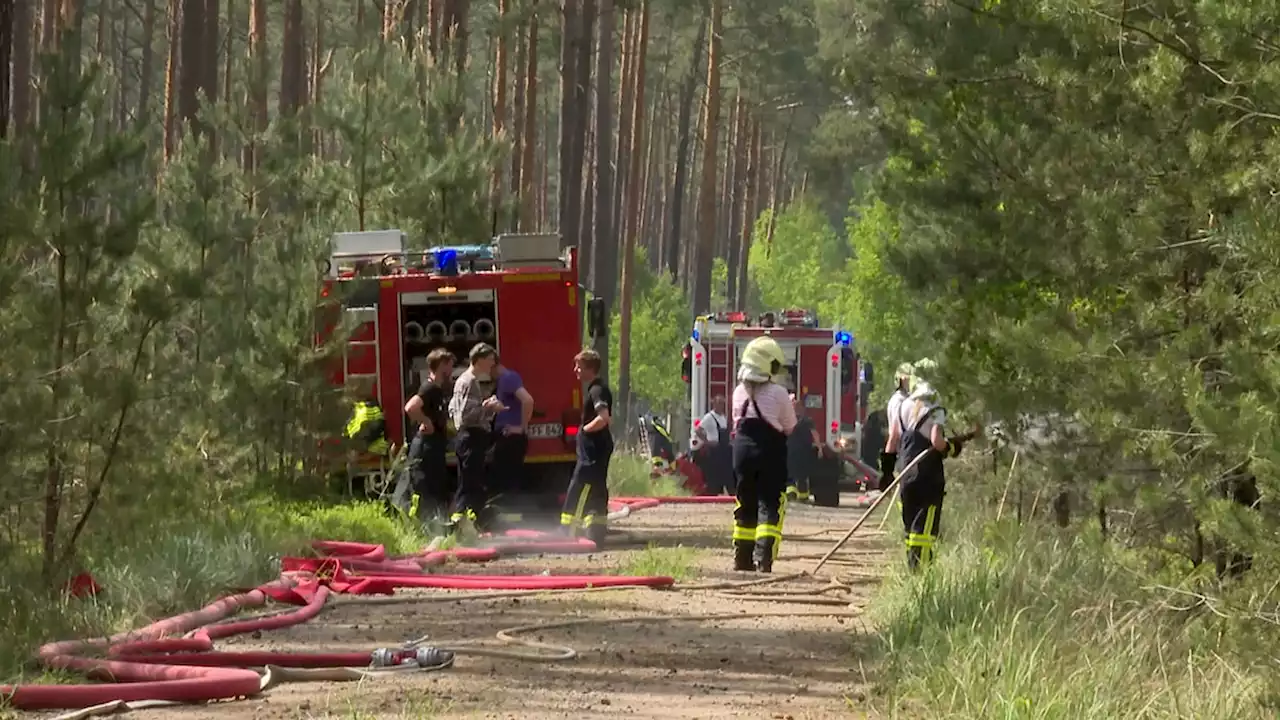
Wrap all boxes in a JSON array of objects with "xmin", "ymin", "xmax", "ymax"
[
  {"xmin": 897, "ymin": 396, "xmax": 946, "ymax": 441},
  {"xmin": 697, "ymin": 411, "xmax": 728, "ymax": 445},
  {"xmin": 886, "ymin": 390, "xmax": 907, "ymax": 426}
]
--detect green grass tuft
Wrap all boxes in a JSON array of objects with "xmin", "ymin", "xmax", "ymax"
[
  {"xmin": 607, "ymin": 452, "xmax": 692, "ymax": 498},
  {"xmin": 619, "ymin": 543, "xmax": 700, "ymax": 581}
]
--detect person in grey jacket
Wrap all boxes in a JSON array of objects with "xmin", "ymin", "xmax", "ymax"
[{"xmin": 448, "ymin": 343, "xmax": 506, "ymax": 532}]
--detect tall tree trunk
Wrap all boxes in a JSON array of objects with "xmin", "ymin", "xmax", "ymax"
[
  {"xmin": 162, "ymin": 0, "xmax": 180, "ymax": 161},
  {"xmin": 612, "ymin": 8, "xmax": 634, "ymax": 234},
  {"xmin": 690, "ymin": 0, "xmax": 722, "ymax": 313},
  {"xmin": 617, "ymin": 0, "xmax": 648, "ymax": 426},
  {"xmin": 136, "ymin": 0, "xmax": 156, "ymax": 124},
  {"xmin": 733, "ymin": 116, "xmax": 759, "ymax": 309},
  {"xmin": 590, "ymin": 0, "xmax": 615, "ymax": 374},
  {"xmin": 242, "ymin": 0, "xmax": 267, "ymax": 176},
  {"xmin": 519, "ymin": 5, "xmax": 539, "ymax": 231},
  {"xmin": 279, "ymin": 0, "xmax": 305, "ymax": 118},
  {"xmin": 10, "ymin": 0, "xmax": 31, "ymax": 134},
  {"xmin": 557, "ymin": 0, "xmax": 580, "ymax": 248},
  {"xmin": 0, "ymin": 0, "xmax": 12, "ymax": 138},
  {"xmin": 764, "ymin": 128, "xmax": 789, "ymax": 254},
  {"xmin": 509, "ymin": 24, "xmax": 525, "ymax": 206},
  {"xmin": 177, "ymin": 0, "xmax": 205, "ymax": 135},
  {"xmin": 202, "ymin": 0, "xmax": 219, "ymax": 152},
  {"xmin": 491, "ymin": 0, "xmax": 508, "ymax": 218},
  {"xmin": 572, "ymin": 0, "xmax": 594, "ymax": 244},
  {"xmin": 725, "ymin": 94, "xmax": 747, "ymax": 304},
  {"xmin": 662, "ymin": 12, "xmax": 705, "ymax": 279}
]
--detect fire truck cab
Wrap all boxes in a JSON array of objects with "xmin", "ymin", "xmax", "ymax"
[
  {"xmin": 683, "ymin": 308, "xmax": 869, "ymax": 468},
  {"xmin": 317, "ymin": 229, "xmax": 598, "ymax": 512}
]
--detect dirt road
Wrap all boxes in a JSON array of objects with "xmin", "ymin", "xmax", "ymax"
[{"xmin": 149, "ymin": 494, "xmax": 890, "ymax": 719}]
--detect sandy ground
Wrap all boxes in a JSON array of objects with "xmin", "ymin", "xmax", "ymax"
[{"xmin": 106, "ymin": 495, "xmax": 891, "ymax": 719}]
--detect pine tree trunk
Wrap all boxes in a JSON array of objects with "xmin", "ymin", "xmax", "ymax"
[
  {"xmin": 279, "ymin": 0, "xmax": 305, "ymax": 117},
  {"xmin": 732, "ymin": 116, "xmax": 758, "ymax": 308},
  {"xmin": 0, "ymin": 0, "xmax": 12, "ymax": 138},
  {"xmin": 491, "ymin": 0, "xmax": 508, "ymax": 216},
  {"xmin": 590, "ymin": 0, "xmax": 615, "ymax": 373},
  {"xmin": 662, "ymin": 11, "xmax": 705, "ymax": 280},
  {"xmin": 690, "ymin": 0, "xmax": 721, "ymax": 313},
  {"xmin": 177, "ymin": 0, "xmax": 204, "ymax": 136},
  {"xmin": 162, "ymin": 0, "xmax": 180, "ymax": 161},
  {"xmin": 557, "ymin": 0, "xmax": 582, "ymax": 249},
  {"xmin": 9, "ymin": 0, "xmax": 31, "ymax": 133},
  {"xmin": 519, "ymin": 5, "xmax": 539, "ymax": 232},
  {"xmin": 617, "ymin": 0, "xmax": 648, "ymax": 426},
  {"xmin": 612, "ymin": 9, "xmax": 634, "ymax": 234},
  {"xmin": 725, "ymin": 94, "xmax": 747, "ymax": 304}
]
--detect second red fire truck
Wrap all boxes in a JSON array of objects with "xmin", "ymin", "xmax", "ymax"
[{"xmin": 680, "ymin": 309, "xmax": 876, "ymax": 503}]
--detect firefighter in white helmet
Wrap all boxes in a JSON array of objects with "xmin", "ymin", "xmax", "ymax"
[
  {"xmin": 878, "ymin": 362, "xmax": 915, "ymax": 489},
  {"xmin": 893, "ymin": 362, "xmax": 964, "ymax": 570},
  {"xmin": 730, "ymin": 335, "xmax": 797, "ymax": 573}
]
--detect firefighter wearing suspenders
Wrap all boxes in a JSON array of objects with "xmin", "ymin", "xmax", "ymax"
[
  {"xmin": 730, "ymin": 336, "xmax": 798, "ymax": 573},
  {"xmin": 893, "ymin": 374, "xmax": 965, "ymax": 569},
  {"xmin": 878, "ymin": 362, "xmax": 915, "ymax": 488}
]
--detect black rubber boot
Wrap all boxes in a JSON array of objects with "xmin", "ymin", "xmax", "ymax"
[
  {"xmin": 733, "ymin": 540, "xmax": 756, "ymax": 572},
  {"xmin": 754, "ymin": 537, "xmax": 775, "ymax": 573},
  {"xmin": 586, "ymin": 522, "xmax": 608, "ymax": 549}
]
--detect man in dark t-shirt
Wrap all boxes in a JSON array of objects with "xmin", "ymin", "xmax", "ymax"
[
  {"xmin": 786, "ymin": 394, "xmax": 820, "ymax": 502},
  {"xmin": 561, "ymin": 349, "xmax": 614, "ymax": 546},
  {"xmin": 400, "ymin": 348, "xmax": 456, "ymax": 521}
]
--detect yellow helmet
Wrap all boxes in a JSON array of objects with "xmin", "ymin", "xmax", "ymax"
[
  {"xmin": 907, "ymin": 357, "xmax": 937, "ymax": 392},
  {"xmin": 739, "ymin": 336, "xmax": 786, "ymax": 382}
]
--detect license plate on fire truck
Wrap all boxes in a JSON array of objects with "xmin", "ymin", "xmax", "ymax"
[{"xmin": 528, "ymin": 423, "xmax": 564, "ymax": 438}]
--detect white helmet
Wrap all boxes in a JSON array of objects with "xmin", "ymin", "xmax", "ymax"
[{"xmin": 738, "ymin": 336, "xmax": 786, "ymax": 383}]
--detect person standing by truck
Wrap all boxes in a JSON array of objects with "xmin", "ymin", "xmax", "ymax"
[
  {"xmin": 879, "ymin": 362, "xmax": 916, "ymax": 490},
  {"xmin": 786, "ymin": 393, "xmax": 822, "ymax": 502},
  {"xmin": 490, "ymin": 360, "xmax": 535, "ymax": 517},
  {"xmin": 448, "ymin": 343, "xmax": 506, "ymax": 534},
  {"xmin": 692, "ymin": 395, "xmax": 733, "ymax": 495},
  {"xmin": 560, "ymin": 349, "xmax": 614, "ymax": 547},
  {"xmin": 396, "ymin": 348, "xmax": 455, "ymax": 523}
]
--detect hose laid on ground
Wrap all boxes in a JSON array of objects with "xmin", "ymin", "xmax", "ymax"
[{"xmin": 4, "ymin": 491, "xmax": 878, "ymax": 712}]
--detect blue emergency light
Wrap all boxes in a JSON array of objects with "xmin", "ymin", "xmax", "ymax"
[
  {"xmin": 692, "ymin": 329, "xmax": 701, "ymax": 342},
  {"xmin": 432, "ymin": 248, "xmax": 459, "ymax": 276},
  {"xmin": 835, "ymin": 330, "xmax": 852, "ymax": 346}
]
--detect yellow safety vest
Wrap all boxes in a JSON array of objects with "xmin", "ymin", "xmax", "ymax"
[{"xmin": 345, "ymin": 402, "xmax": 389, "ymax": 455}]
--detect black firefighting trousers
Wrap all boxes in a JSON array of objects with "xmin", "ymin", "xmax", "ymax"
[
  {"xmin": 561, "ymin": 447, "xmax": 612, "ymax": 544},
  {"xmin": 901, "ymin": 478, "xmax": 945, "ymax": 570}
]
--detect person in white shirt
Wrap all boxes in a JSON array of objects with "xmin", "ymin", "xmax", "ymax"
[
  {"xmin": 693, "ymin": 395, "xmax": 733, "ymax": 494},
  {"xmin": 880, "ymin": 362, "xmax": 916, "ymax": 488}
]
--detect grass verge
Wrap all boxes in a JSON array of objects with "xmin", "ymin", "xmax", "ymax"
[
  {"xmin": 618, "ymin": 543, "xmax": 700, "ymax": 581},
  {"xmin": 608, "ymin": 452, "xmax": 692, "ymax": 498},
  {"xmin": 0, "ymin": 498, "xmax": 425, "ymax": 686},
  {"xmin": 867, "ymin": 482, "xmax": 1280, "ymax": 719}
]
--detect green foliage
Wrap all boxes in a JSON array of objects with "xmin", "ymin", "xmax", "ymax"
[
  {"xmin": 871, "ymin": 468, "xmax": 1279, "ymax": 719},
  {"xmin": 746, "ymin": 198, "xmax": 847, "ymax": 314},
  {"xmin": 610, "ymin": 247, "xmax": 692, "ymax": 416}
]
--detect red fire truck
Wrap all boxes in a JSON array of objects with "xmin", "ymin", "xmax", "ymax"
[
  {"xmin": 681, "ymin": 309, "xmax": 875, "ymax": 502},
  {"xmin": 316, "ymin": 229, "xmax": 600, "ymax": 508}
]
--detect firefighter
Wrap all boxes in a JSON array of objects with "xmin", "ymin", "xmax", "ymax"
[
  {"xmin": 561, "ymin": 348, "xmax": 614, "ymax": 547},
  {"xmin": 693, "ymin": 395, "xmax": 733, "ymax": 495},
  {"xmin": 894, "ymin": 375, "xmax": 965, "ymax": 570},
  {"xmin": 878, "ymin": 362, "xmax": 915, "ymax": 491},
  {"xmin": 730, "ymin": 336, "xmax": 797, "ymax": 573},
  {"xmin": 396, "ymin": 348, "xmax": 455, "ymax": 522},
  {"xmin": 448, "ymin": 343, "xmax": 506, "ymax": 535},
  {"xmin": 786, "ymin": 393, "xmax": 821, "ymax": 502}
]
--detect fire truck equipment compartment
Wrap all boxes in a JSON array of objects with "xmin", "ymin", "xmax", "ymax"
[{"xmin": 401, "ymin": 290, "xmax": 499, "ymax": 383}]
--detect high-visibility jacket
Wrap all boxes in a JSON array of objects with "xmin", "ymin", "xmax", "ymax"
[{"xmin": 345, "ymin": 401, "xmax": 389, "ymax": 455}]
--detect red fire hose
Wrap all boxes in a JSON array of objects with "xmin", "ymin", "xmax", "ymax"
[{"xmin": 0, "ymin": 534, "xmax": 676, "ymax": 710}]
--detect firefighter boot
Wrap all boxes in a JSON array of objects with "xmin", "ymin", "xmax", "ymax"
[
  {"xmin": 586, "ymin": 522, "xmax": 608, "ymax": 549},
  {"xmin": 733, "ymin": 540, "xmax": 756, "ymax": 572},
  {"xmin": 754, "ymin": 537, "xmax": 777, "ymax": 574}
]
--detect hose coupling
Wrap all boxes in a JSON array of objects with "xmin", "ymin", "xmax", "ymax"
[
  {"xmin": 415, "ymin": 646, "xmax": 455, "ymax": 667},
  {"xmin": 370, "ymin": 647, "xmax": 410, "ymax": 667}
]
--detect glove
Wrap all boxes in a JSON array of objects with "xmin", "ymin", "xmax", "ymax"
[
  {"xmin": 945, "ymin": 438, "xmax": 964, "ymax": 458},
  {"xmin": 879, "ymin": 451, "xmax": 897, "ymax": 480}
]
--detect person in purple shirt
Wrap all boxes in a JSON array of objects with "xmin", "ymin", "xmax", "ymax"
[{"xmin": 490, "ymin": 362, "xmax": 535, "ymax": 509}]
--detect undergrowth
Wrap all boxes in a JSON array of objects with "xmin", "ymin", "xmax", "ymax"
[
  {"xmin": 0, "ymin": 497, "xmax": 422, "ymax": 686},
  {"xmin": 608, "ymin": 452, "xmax": 691, "ymax": 498},
  {"xmin": 868, "ymin": 467, "xmax": 1280, "ymax": 719},
  {"xmin": 620, "ymin": 544, "xmax": 700, "ymax": 581}
]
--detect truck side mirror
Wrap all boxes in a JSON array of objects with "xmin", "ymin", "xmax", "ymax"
[
  {"xmin": 862, "ymin": 360, "xmax": 874, "ymax": 388},
  {"xmin": 587, "ymin": 298, "xmax": 607, "ymax": 339}
]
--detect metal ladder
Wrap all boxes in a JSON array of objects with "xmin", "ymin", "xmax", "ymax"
[
  {"xmin": 342, "ymin": 305, "xmax": 385, "ymax": 494},
  {"xmin": 708, "ymin": 345, "xmax": 732, "ymax": 398}
]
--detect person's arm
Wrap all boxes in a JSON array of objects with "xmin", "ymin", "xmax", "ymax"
[
  {"xmin": 405, "ymin": 394, "xmax": 431, "ymax": 433},
  {"xmin": 583, "ymin": 386, "xmax": 612, "ymax": 432},
  {"xmin": 929, "ymin": 409, "xmax": 950, "ymax": 452},
  {"xmin": 886, "ymin": 417, "xmax": 902, "ymax": 453},
  {"xmin": 516, "ymin": 386, "xmax": 535, "ymax": 429}
]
